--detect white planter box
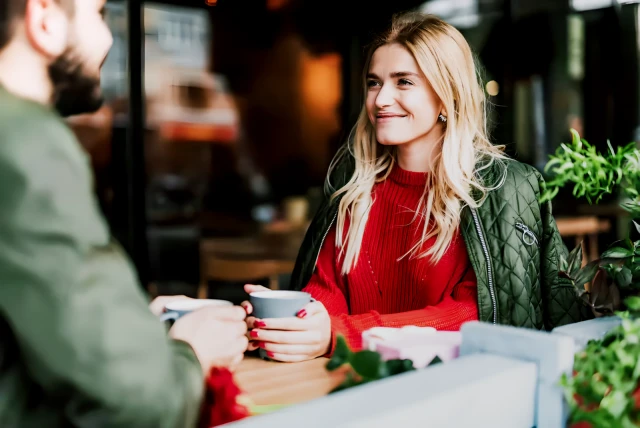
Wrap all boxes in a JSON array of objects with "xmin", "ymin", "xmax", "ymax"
[
  {"xmin": 228, "ymin": 317, "xmax": 622, "ymax": 428},
  {"xmin": 552, "ymin": 316, "xmax": 621, "ymax": 351},
  {"xmin": 229, "ymin": 353, "xmax": 537, "ymax": 428}
]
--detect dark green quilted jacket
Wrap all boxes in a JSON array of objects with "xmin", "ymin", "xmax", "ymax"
[{"xmin": 291, "ymin": 152, "xmax": 585, "ymax": 331}]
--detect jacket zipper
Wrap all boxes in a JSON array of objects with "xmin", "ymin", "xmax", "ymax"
[
  {"xmin": 313, "ymin": 211, "xmax": 338, "ymax": 268},
  {"xmin": 515, "ymin": 222, "xmax": 539, "ymax": 247},
  {"xmin": 470, "ymin": 208, "xmax": 497, "ymax": 325}
]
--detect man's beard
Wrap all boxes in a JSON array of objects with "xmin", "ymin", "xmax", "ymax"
[{"xmin": 48, "ymin": 48, "xmax": 104, "ymax": 117}]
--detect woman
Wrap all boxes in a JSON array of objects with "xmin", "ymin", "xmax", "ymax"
[{"xmin": 243, "ymin": 12, "xmax": 584, "ymax": 362}]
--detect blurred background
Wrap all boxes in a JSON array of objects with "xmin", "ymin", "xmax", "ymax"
[{"xmin": 68, "ymin": 0, "xmax": 640, "ymax": 303}]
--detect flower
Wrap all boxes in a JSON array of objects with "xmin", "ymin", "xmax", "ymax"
[
  {"xmin": 199, "ymin": 367, "xmax": 251, "ymax": 427},
  {"xmin": 570, "ymin": 422, "xmax": 593, "ymax": 428}
]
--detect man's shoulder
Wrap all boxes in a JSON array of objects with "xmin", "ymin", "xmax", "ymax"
[
  {"xmin": 0, "ymin": 89, "xmax": 86, "ymax": 179},
  {"xmin": 0, "ymin": 87, "xmax": 68, "ymax": 136}
]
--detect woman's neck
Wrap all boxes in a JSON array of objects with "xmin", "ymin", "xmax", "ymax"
[{"xmin": 396, "ymin": 131, "xmax": 443, "ymax": 173}]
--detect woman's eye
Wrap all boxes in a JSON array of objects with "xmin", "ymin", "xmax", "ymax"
[
  {"xmin": 367, "ymin": 80, "xmax": 380, "ymax": 88},
  {"xmin": 398, "ymin": 79, "xmax": 413, "ymax": 86}
]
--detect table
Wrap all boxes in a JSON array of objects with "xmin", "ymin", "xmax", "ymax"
[{"xmin": 234, "ymin": 356, "xmax": 347, "ymax": 406}]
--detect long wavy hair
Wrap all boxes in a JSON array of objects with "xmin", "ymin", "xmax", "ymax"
[{"xmin": 327, "ymin": 12, "xmax": 507, "ymax": 275}]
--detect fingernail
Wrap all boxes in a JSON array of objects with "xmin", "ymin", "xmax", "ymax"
[
  {"xmin": 257, "ymin": 341, "xmax": 265, "ymax": 348},
  {"xmin": 297, "ymin": 309, "xmax": 307, "ymax": 318},
  {"xmin": 255, "ymin": 320, "xmax": 266, "ymax": 328},
  {"xmin": 267, "ymin": 351, "xmax": 274, "ymax": 358},
  {"xmin": 250, "ymin": 330, "xmax": 259, "ymax": 338}
]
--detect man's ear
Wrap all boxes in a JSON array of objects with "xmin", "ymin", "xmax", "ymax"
[{"xmin": 24, "ymin": 0, "xmax": 69, "ymax": 58}]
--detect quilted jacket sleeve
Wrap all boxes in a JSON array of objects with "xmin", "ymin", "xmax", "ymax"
[{"xmin": 538, "ymin": 177, "xmax": 587, "ymax": 330}]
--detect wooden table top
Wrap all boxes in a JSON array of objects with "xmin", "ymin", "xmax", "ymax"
[{"xmin": 234, "ymin": 356, "xmax": 346, "ymax": 406}]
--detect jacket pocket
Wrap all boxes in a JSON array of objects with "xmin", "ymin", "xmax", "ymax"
[{"xmin": 515, "ymin": 221, "xmax": 540, "ymax": 247}]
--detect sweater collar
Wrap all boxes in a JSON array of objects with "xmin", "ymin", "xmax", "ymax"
[{"xmin": 387, "ymin": 164, "xmax": 429, "ymax": 187}]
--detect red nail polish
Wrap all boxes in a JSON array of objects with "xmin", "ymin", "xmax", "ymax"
[
  {"xmin": 255, "ymin": 320, "xmax": 266, "ymax": 328},
  {"xmin": 250, "ymin": 330, "xmax": 259, "ymax": 338},
  {"xmin": 297, "ymin": 309, "xmax": 307, "ymax": 318},
  {"xmin": 257, "ymin": 341, "xmax": 265, "ymax": 348},
  {"xmin": 267, "ymin": 351, "xmax": 274, "ymax": 358}
]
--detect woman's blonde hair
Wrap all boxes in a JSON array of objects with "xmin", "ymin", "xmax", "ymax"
[{"xmin": 328, "ymin": 12, "xmax": 507, "ymax": 275}]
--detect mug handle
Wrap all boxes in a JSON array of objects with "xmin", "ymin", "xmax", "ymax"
[{"xmin": 159, "ymin": 311, "xmax": 180, "ymax": 323}]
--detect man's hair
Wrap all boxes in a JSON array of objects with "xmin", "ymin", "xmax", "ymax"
[{"xmin": 0, "ymin": 0, "xmax": 74, "ymax": 52}]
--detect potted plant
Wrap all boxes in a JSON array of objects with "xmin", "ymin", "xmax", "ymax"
[
  {"xmin": 541, "ymin": 129, "xmax": 640, "ymax": 317},
  {"xmin": 541, "ymin": 129, "xmax": 640, "ymax": 426}
]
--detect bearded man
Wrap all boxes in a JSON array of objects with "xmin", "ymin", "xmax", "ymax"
[{"xmin": 0, "ymin": 1, "xmax": 248, "ymax": 426}]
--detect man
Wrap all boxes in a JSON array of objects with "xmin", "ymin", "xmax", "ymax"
[{"xmin": 0, "ymin": 0, "xmax": 248, "ymax": 427}]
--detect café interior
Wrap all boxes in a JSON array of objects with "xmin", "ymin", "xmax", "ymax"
[{"xmin": 70, "ymin": 0, "xmax": 640, "ymax": 305}]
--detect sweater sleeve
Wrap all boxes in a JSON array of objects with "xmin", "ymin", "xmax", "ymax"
[
  {"xmin": 303, "ymin": 226, "xmax": 479, "ymax": 355},
  {"xmin": 302, "ymin": 226, "xmax": 350, "ymax": 316},
  {"xmin": 329, "ymin": 267, "xmax": 478, "ymax": 352}
]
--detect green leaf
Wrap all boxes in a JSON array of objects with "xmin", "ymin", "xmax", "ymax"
[
  {"xmin": 383, "ymin": 359, "xmax": 415, "ymax": 376},
  {"xmin": 602, "ymin": 247, "xmax": 634, "ymax": 259},
  {"xmin": 615, "ymin": 347, "xmax": 636, "ymax": 368},
  {"xmin": 600, "ymin": 390, "xmax": 629, "ymax": 419},
  {"xmin": 617, "ymin": 267, "xmax": 633, "ymax": 287},
  {"xmin": 326, "ymin": 335, "xmax": 351, "ymax": 371},
  {"xmin": 567, "ymin": 244, "xmax": 584, "ymax": 275},
  {"xmin": 632, "ymin": 355, "xmax": 640, "ymax": 379},
  {"xmin": 624, "ymin": 296, "xmax": 640, "ymax": 311},
  {"xmin": 621, "ymin": 416, "xmax": 638, "ymax": 428},
  {"xmin": 573, "ymin": 261, "xmax": 600, "ymax": 287},
  {"xmin": 428, "ymin": 356, "xmax": 443, "ymax": 366},
  {"xmin": 349, "ymin": 351, "xmax": 382, "ymax": 379}
]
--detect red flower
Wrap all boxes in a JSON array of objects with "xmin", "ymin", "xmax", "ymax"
[
  {"xmin": 632, "ymin": 385, "xmax": 640, "ymax": 409},
  {"xmin": 199, "ymin": 367, "xmax": 251, "ymax": 428},
  {"xmin": 570, "ymin": 422, "xmax": 593, "ymax": 428}
]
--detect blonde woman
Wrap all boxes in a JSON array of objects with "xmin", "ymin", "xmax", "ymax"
[{"xmin": 242, "ymin": 12, "xmax": 585, "ymax": 362}]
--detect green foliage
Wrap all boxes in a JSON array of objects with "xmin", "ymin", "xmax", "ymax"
[
  {"xmin": 541, "ymin": 129, "xmax": 640, "ymax": 217},
  {"xmin": 542, "ymin": 130, "xmax": 640, "ymax": 426},
  {"xmin": 325, "ymin": 336, "xmax": 441, "ymax": 393},
  {"xmin": 561, "ymin": 308, "xmax": 640, "ymax": 427}
]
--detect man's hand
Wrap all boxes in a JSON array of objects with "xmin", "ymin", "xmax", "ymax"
[{"xmin": 170, "ymin": 306, "xmax": 249, "ymax": 373}]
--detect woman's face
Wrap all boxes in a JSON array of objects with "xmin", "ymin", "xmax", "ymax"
[{"xmin": 365, "ymin": 43, "xmax": 444, "ymax": 147}]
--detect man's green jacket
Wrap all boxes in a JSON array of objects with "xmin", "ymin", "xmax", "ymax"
[{"xmin": 0, "ymin": 87, "xmax": 203, "ymax": 427}]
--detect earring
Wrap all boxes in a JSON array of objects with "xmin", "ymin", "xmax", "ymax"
[{"xmin": 438, "ymin": 114, "xmax": 447, "ymax": 123}]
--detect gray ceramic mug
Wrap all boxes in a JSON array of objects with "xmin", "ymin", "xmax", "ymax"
[
  {"xmin": 159, "ymin": 299, "xmax": 233, "ymax": 323},
  {"xmin": 250, "ymin": 290, "xmax": 314, "ymax": 359}
]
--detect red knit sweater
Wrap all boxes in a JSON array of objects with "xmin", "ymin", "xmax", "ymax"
[{"xmin": 302, "ymin": 165, "xmax": 479, "ymax": 354}]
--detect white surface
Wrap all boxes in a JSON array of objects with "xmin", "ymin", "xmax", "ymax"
[
  {"xmin": 571, "ymin": 0, "xmax": 613, "ymax": 10},
  {"xmin": 362, "ymin": 326, "xmax": 437, "ymax": 351},
  {"xmin": 229, "ymin": 354, "xmax": 536, "ymax": 428},
  {"xmin": 461, "ymin": 321, "xmax": 575, "ymax": 428},
  {"xmin": 164, "ymin": 299, "xmax": 231, "ymax": 311}
]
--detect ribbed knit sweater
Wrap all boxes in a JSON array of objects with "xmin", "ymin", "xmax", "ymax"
[{"xmin": 302, "ymin": 165, "xmax": 479, "ymax": 354}]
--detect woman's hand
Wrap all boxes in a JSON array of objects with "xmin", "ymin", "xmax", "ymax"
[
  {"xmin": 241, "ymin": 284, "xmax": 332, "ymax": 362},
  {"xmin": 149, "ymin": 295, "xmax": 192, "ymax": 317}
]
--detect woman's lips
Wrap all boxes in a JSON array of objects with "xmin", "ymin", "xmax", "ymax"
[{"xmin": 376, "ymin": 114, "xmax": 406, "ymax": 123}]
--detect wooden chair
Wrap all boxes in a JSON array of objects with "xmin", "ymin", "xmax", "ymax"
[
  {"xmin": 198, "ymin": 238, "xmax": 296, "ymax": 299},
  {"xmin": 555, "ymin": 216, "xmax": 611, "ymax": 264}
]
